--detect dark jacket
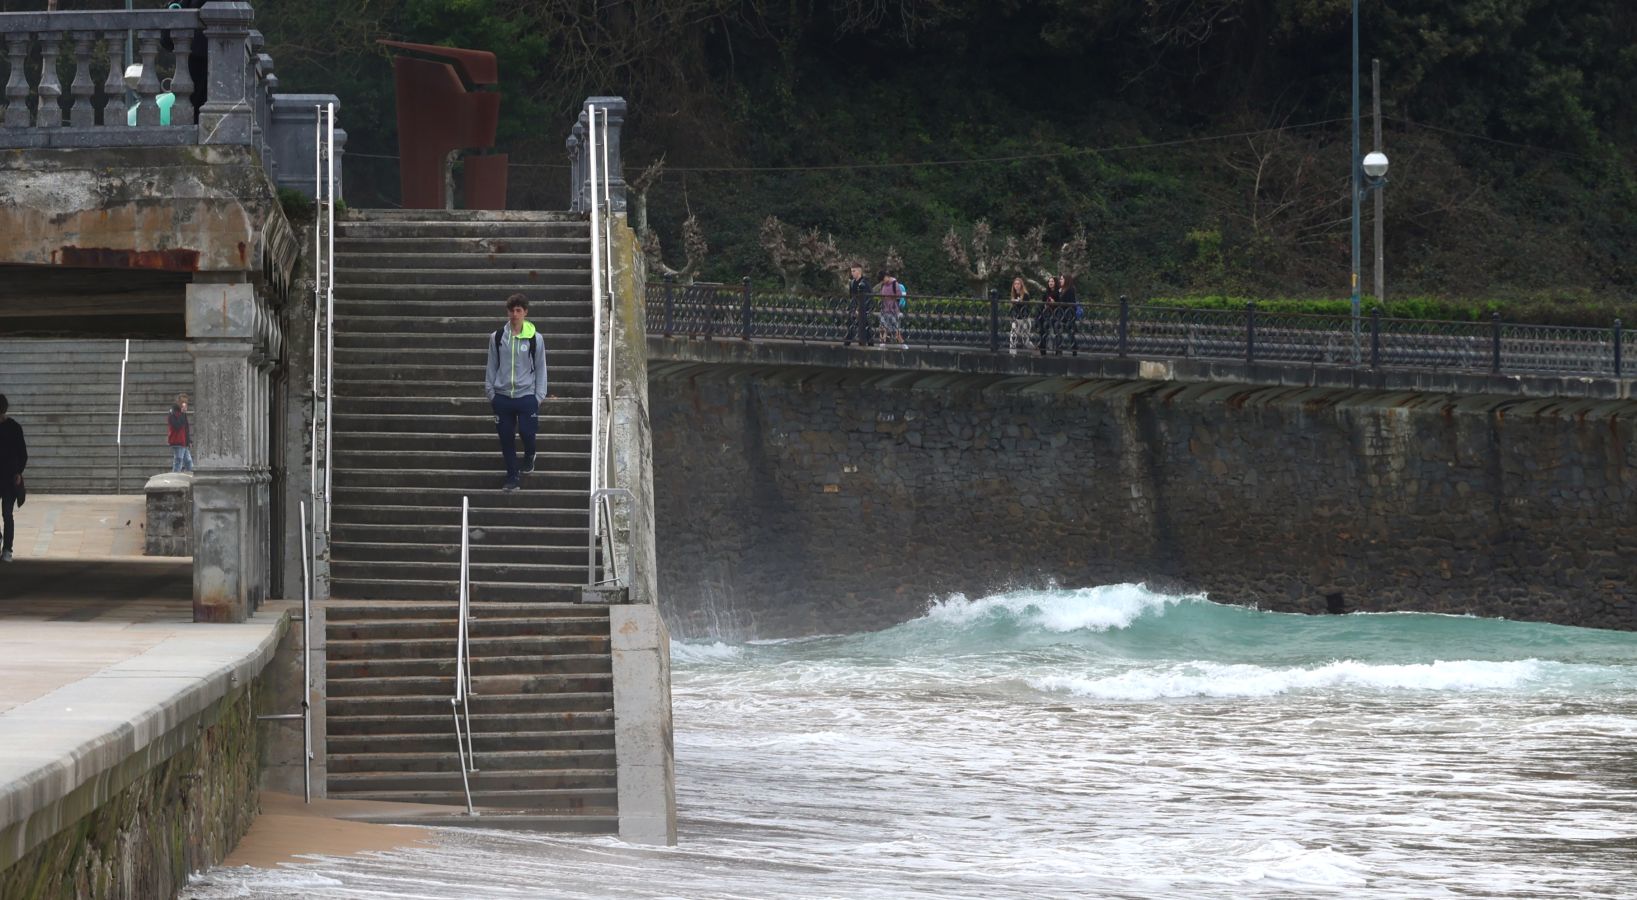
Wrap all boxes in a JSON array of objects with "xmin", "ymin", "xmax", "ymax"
[
  {"xmin": 1010, "ymin": 293, "xmax": 1030, "ymax": 319},
  {"xmin": 848, "ymin": 275, "xmax": 871, "ymax": 298},
  {"xmin": 1059, "ymin": 286, "xmax": 1079, "ymax": 318},
  {"xmin": 0, "ymin": 418, "xmax": 26, "ymax": 489}
]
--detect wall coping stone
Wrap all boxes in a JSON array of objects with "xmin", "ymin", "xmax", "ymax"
[{"xmin": 0, "ymin": 604, "xmax": 291, "ymax": 870}]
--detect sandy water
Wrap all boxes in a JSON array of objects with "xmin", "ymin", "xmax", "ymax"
[{"xmin": 185, "ymin": 585, "xmax": 1637, "ymax": 898}]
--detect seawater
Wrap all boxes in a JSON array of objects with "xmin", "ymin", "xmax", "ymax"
[{"xmin": 185, "ymin": 585, "xmax": 1637, "ymax": 899}]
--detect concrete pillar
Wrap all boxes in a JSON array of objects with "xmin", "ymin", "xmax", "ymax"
[
  {"xmin": 198, "ymin": 2, "xmax": 256, "ymax": 146},
  {"xmin": 609, "ymin": 604, "xmax": 677, "ymax": 845},
  {"xmin": 187, "ymin": 280, "xmax": 273, "ymax": 623}
]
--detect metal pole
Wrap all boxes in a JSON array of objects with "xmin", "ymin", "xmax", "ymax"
[
  {"xmin": 323, "ymin": 103, "xmax": 335, "ymax": 533},
  {"xmin": 1372, "ymin": 58, "xmax": 1384, "ymax": 309},
  {"xmin": 1614, "ymin": 319, "xmax": 1623, "ymax": 377},
  {"xmin": 311, "ymin": 105, "xmax": 321, "ymax": 516},
  {"xmin": 116, "ymin": 339, "xmax": 129, "ymax": 493},
  {"xmin": 988, "ymin": 289, "xmax": 1000, "ymax": 353},
  {"xmin": 299, "ymin": 502, "xmax": 312, "ymax": 803},
  {"xmin": 741, "ymin": 276, "xmax": 753, "ymax": 340},
  {"xmin": 1349, "ymin": 0, "xmax": 1362, "ymax": 361},
  {"xmin": 587, "ymin": 106, "xmax": 604, "ymax": 511}
]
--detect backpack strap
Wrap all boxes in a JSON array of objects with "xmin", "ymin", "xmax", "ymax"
[{"xmin": 495, "ymin": 327, "xmax": 538, "ymax": 360}]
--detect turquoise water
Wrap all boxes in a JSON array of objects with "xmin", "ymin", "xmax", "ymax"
[{"xmin": 186, "ymin": 585, "xmax": 1637, "ymax": 898}]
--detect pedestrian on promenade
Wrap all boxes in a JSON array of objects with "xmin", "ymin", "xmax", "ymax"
[
  {"xmin": 485, "ymin": 293, "xmax": 548, "ymax": 492},
  {"xmin": 167, "ymin": 393, "xmax": 194, "ymax": 473},
  {"xmin": 1008, "ymin": 276, "xmax": 1033, "ymax": 355},
  {"xmin": 0, "ymin": 394, "xmax": 27, "ymax": 563},
  {"xmin": 1057, "ymin": 274, "xmax": 1079, "ymax": 356},
  {"xmin": 1036, "ymin": 275, "xmax": 1059, "ymax": 356},
  {"xmin": 844, "ymin": 264, "xmax": 873, "ymax": 346},
  {"xmin": 876, "ymin": 270, "xmax": 906, "ymax": 348}
]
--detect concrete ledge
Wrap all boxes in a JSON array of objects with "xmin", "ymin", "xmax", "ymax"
[
  {"xmin": 609, "ymin": 604, "xmax": 676, "ymax": 846},
  {"xmin": 0, "ymin": 607, "xmax": 289, "ymax": 870},
  {"xmin": 648, "ymin": 335, "xmax": 1637, "ymax": 403}
]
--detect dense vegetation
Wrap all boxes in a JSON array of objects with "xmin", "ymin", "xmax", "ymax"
[{"xmin": 20, "ymin": 1, "xmax": 1635, "ymax": 318}]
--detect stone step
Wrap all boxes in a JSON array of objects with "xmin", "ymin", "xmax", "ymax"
[
  {"xmin": 327, "ymin": 768, "xmax": 616, "ymax": 795},
  {"xmin": 329, "ymin": 484, "xmax": 590, "ymax": 509},
  {"xmin": 335, "ymin": 316, "xmax": 594, "ymax": 335},
  {"xmin": 335, "ymin": 221, "xmax": 587, "ymax": 239},
  {"xmin": 333, "ymin": 464, "xmax": 586, "ymax": 486},
  {"xmin": 324, "ymin": 786, "xmax": 617, "ymax": 814},
  {"xmin": 333, "ymin": 297, "xmax": 592, "ymax": 314},
  {"xmin": 335, "ymin": 285, "xmax": 595, "ymax": 303},
  {"xmin": 331, "ymin": 398, "xmax": 592, "ymax": 419},
  {"xmin": 323, "ymin": 602, "xmax": 606, "ymax": 621},
  {"xmin": 338, "ymin": 268, "xmax": 593, "ymax": 288},
  {"xmin": 331, "ymin": 524, "xmax": 592, "ymax": 550},
  {"xmin": 329, "ymin": 558, "xmax": 592, "ymax": 586},
  {"xmin": 328, "ymin": 578, "xmax": 588, "ymax": 604},
  {"xmin": 333, "ymin": 238, "xmax": 592, "ymax": 259},
  {"xmin": 329, "ymin": 449, "xmax": 589, "ymax": 471},
  {"xmin": 327, "ymin": 671, "xmax": 612, "ymax": 699},
  {"xmin": 326, "ymin": 614, "xmax": 607, "ymax": 639},
  {"xmin": 326, "ymin": 709, "xmax": 613, "ymax": 737},
  {"xmin": 336, "ymin": 363, "xmax": 591, "ymax": 385},
  {"xmin": 329, "ymin": 504, "xmax": 588, "ymax": 529},
  {"xmin": 333, "ymin": 346, "xmax": 594, "ymax": 367},
  {"xmin": 326, "ymin": 728, "xmax": 614, "ymax": 755},
  {"xmin": 334, "ymin": 252, "xmax": 591, "ymax": 270},
  {"xmin": 330, "ymin": 541, "xmax": 593, "ymax": 567},
  {"xmin": 328, "ymin": 652, "xmax": 614, "ymax": 679},
  {"xmin": 344, "ymin": 812, "xmax": 618, "ymax": 833},
  {"xmin": 335, "ymin": 332, "xmax": 595, "ymax": 350},
  {"xmin": 326, "ymin": 692, "xmax": 612, "ymax": 720},
  {"xmin": 328, "ymin": 748, "xmax": 615, "ymax": 775},
  {"xmin": 328, "ymin": 634, "xmax": 612, "ymax": 662},
  {"xmin": 330, "ymin": 413, "xmax": 590, "ymax": 435},
  {"xmin": 337, "ymin": 380, "xmax": 593, "ymax": 400},
  {"xmin": 342, "ymin": 208, "xmax": 581, "ymax": 222}
]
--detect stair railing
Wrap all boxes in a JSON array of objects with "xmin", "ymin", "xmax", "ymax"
[
  {"xmin": 586, "ymin": 103, "xmax": 624, "ymax": 590},
  {"xmin": 115, "ymin": 339, "xmax": 130, "ymax": 493},
  {"xmin": 321, "ymin": 102, "xmax": 337, "ymax": 536},
  {"xmin": 450, "ymin": 496, "xmax": 479, "ymax": 816},
  {"xmin": 256, "ymin": 501, "xmax": 314, "ymax": 802}
]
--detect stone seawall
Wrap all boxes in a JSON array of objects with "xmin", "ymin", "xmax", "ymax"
[
  {"xmin": 651, "ymin": 364, "xmax": 1637, "ymax": 638},
  {"xmin": 0, "ymin": 683, "xmax": 260, "ymax": 900}
]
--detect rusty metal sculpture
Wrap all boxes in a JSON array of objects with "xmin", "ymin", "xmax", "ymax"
[{"xmin": 378, "ymin": 40, "xmax": 507, "ymax": 210}]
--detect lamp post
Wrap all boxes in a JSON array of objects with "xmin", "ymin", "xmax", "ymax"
[{"xmin": 1349, "ymin": 0, "xmax": 1389, "ymax": 355}]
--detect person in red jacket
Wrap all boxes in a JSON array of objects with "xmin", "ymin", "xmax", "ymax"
[{"xmin": 167, "ymin": 393, "xmax": 194, "ymax": 474}]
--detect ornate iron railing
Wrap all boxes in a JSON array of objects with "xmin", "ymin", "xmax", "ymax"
[{"xmin": 647, "ymin": 280, "xmax": 1632, "ymax": 380}]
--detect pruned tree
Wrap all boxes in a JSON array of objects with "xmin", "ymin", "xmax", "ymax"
[
  {"xmin": 1057, "ymin": 226, "xmax": 1090, "ymax": 282},
  {"xmin": 643, "ymin": 213, "xmax": 707, "ymax": 284},
  {"xmin": 761, "ymin": 215, "xmax": 851, "ymax": 289},
  {"xmin": 943, "ymin": 219, "xmax": 1005, "ymax": 298},
  {"xmin": 628, "ymin": 156, "xmax": 666, "ymax": 239}
]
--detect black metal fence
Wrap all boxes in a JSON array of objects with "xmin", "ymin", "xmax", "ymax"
[{"xmin": 646, "ymin": 278, "xmax": 1633, "ymax": 379}]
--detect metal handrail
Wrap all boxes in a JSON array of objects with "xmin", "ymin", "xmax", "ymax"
[
  {"xmin": 585, "ymin": 105, "xmax": 625, "ymax": 590},
  {"xmin": 256, "ymin": 502, "xmax": 314, "ymax": 802},
  {"xmin": 586, "ymin": 488, "xmax": 635, "ymax": 589},
  {"xmin": 321, "ymin": 102, "xmax": 336, "ymax": 534},
  {"xmin": 450, "ymin": 496, "xmax": 479, "ymax": 817},
  {"xmin": 115, "ymin": 338, "xmax": 130, "ymax": 493}
]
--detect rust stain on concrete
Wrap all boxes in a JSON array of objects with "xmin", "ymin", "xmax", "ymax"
[{"xmin": 57, "ymin": 246, "xmax": 201, "ymax": 272}]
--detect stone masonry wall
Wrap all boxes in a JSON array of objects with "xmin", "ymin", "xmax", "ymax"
[
  {"xmin": 0, "ymin": 683, "xmax": 260, "ymax": 900},
  {"xmin": 651, "ymin": 368, "xmax": 1637, "ymax": 639}
]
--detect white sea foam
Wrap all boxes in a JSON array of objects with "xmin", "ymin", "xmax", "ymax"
[
  {"xmin": 921, "ymin": 582, "xmax": 1201, "ymax": 633},
  {"xmin": 1030, "ymin": 658, "xmax": 1549, "ymax": 701},
  {"xmin": 669, "ymin": 640, "xmax": 745, "ymax": 664}
]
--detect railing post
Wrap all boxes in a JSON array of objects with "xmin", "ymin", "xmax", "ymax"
[
  {"xmin": 1246, "ymin": 302, "xmax": 1256, "ymax": 363},
  {"xmin": 989, "ymin": 289, "xmax": 1000, "ymax": 353},
  {"xmin": 704, "ymin": 286, "xmax": 716, "ymax": 340},
  {"xmin": 741, "ymin": 276, "xmax": 753, "ymax": 340},
  {"xmin": 1614, "ymin": 319, "xmax": 1624, "ymax": 377},
  {"xmin": 663, "ymin": 274, "xmax": 676, "ymax": 338},
  {"xmin": 1118, "ymin": 294, "xmax": 1129, "ymax": 356},
  {"xmin": 35, "ymin": 31, "xmax": 63, "ymax": 128},
  {"xmin": 1491, "ymin": 311, "xmax": 1502, "ymax": 374},
  {"xmin": 1370, "ymin": 307, "xmax": 1381, "ymax": 368}
]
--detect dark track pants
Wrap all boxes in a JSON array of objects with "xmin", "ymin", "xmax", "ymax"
[
  {"xmin": 492, "ymin": 394, "xmax": 539, "ymax": 480},
  {"xmin": 1, "ymin": 492, "xmax": 14, "ymax": 554}
]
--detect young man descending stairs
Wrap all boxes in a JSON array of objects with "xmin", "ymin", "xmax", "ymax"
[{"xmin": 486, "ymin": 293, "xmax": 549, "ymax": 493}]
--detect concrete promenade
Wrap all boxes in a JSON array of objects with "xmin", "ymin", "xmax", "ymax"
[{"xmin": 0, "ymin": 501, "xmax": 289, "ymax": 880}]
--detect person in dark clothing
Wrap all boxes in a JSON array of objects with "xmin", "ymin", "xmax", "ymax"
[
  {"xmin": 843, "ymin": 264, "xmax": 873, "ymax": 346},
  {"xmin": 1057, "ymin": 274, "xmax": 1080, "ymax": 356},
  {"xmin": 0, "ymin": 394, "xmax": 27, "ymax": 563},
  {"xmin": 167, "ymin": 392, "xmax": 194, "ymax": 473},
  {"xmin": 1036, "ymin": 276, "xmax": 1059, "ymax": 356},
  {"xmin": 1007, "ymin": 276, "xmax": 1032, "ymax": 355}
]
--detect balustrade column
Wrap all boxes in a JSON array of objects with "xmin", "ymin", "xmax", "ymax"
[
  {"xmin": 134, "ymin": 30, "xmax": 164, "ymax": 125},
  {"xmin": 3, "ymin": 34, "xmax": 31, "ymax": 128},
  {"xmin": 69, "ymin": 31, "xmax": 97, "ymax": 128},
  {"xmin": 34, "ymin": 32, "xmax": 63, "ymax": 128},
  {"xmin": 169, "ymin": 28, "xmax": 196, "ymax": 125},
  {"xmin": 100, "ymin": 30, "xmax": 127, "ymax": 126}
]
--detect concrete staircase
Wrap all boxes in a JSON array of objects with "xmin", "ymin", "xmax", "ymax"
[
  {"xmin": 0, "ymin": 339, "xmax": 192, "ymax": 493},
  {"xmin": 323, "ymin": 210, "xmax": 614, "ymax": 828}
]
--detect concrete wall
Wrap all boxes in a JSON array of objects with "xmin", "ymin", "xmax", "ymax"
[{"xmin": 650, "ymin": 359, "xmax": 1637, "ymax": 638}]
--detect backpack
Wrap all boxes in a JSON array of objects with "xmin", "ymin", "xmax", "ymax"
[{"xmin": 493, "ymin": 328, "xmax": 539, "ymax": 362}]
